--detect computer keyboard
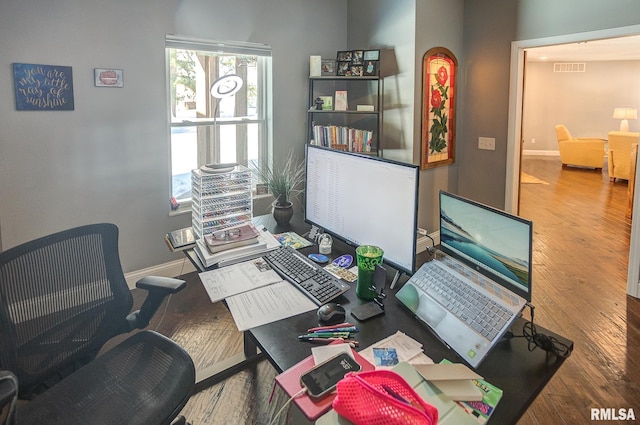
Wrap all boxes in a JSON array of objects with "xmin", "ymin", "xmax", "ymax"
[
  {"xmin": 413, "ymin": 262, "xmax": 512, "ymax": 341},
  {"xmin": 263, "ymin": 246, "xmax": 350, "ymax": 305}
]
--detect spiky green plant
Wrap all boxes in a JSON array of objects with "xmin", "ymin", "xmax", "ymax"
[{"xmin": 255, "ymin": 151, "xmax": 305, "ymax": 206}]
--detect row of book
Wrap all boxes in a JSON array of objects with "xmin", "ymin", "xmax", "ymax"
[{"xmin": 311, "ymin": 124, "xmax": 374, "ymax": 152}]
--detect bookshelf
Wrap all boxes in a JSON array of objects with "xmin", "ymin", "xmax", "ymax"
[{"xmin": 307, "ymin": 76, "xmax": 382, "ymax": 155}]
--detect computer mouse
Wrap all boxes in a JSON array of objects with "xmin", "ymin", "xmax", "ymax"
[{"xmin": 317, "ymin": 303, "xmax": 346, "ymax": 324}]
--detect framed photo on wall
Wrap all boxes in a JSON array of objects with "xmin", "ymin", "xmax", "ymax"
[
  {"xmin": 94, "ymin": 68, "xmax": 124, "ymax": 87},
  {"xmin": 421, "ymin": 47, "xmax": 457, "ymax": 169}
]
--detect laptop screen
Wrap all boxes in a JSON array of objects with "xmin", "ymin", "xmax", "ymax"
[{"xmin": 439, "ymin": 191, "xmax": 532, "ymax": 302}]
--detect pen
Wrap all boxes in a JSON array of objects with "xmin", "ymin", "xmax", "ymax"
[
  {"xmin": 381, "ymin": 384, "xmax": 423, "ymax": 412},
  {"xmin": 298, "ymin": 332, "xmax": 351, "ymax": 339},
  {"xmin": 307, "ymin": 322, "xmax": 354, "ymax": 332},
  {"xmin": 311, "ymin": 326, "xmax": 359, "ymax": 333},
  {"xmin": 298, "ymin": 337, "xmax": 359, "ymax": 347},
  {"xmin": 381, "ymin": 384, "xmax": 410, "ymax": 405}
]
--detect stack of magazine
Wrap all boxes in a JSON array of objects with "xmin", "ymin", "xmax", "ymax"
[{"xmin": 194, "ymin": 222, "xmax": 280, "ymax": 268}]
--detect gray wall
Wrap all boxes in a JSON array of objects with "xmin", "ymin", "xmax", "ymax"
[
  {"xmin": 523, "ymin": 60, "xmax": 640, "ymax": 152},
  {"xmin": 460, "ymin": 0, "xmax": 640, "ymax": 208},
  {"xmin": 0, "ymin": 0, "xmax": 346, "ymax": 272},
  {"xmin": 347, "ymin": 0, "xmax": 465, "ymax": 234},
  {"xmin": 2, "ymin": 0, "xmax": 640, "ymax": 274}
]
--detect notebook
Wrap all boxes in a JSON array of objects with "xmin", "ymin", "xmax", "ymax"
[{"xmin": 396, "ymin": 190, "xmax": 533, "ymax": 368}]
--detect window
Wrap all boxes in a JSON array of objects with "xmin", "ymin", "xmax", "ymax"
[{"xmin": 165, "ymin": 36, "xmax": 272, "ymax": 211}]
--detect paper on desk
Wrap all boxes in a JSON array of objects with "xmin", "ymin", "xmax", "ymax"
[
  {"xmin": 199, "ymin": 257, "xmax": 282, "ymax": 303},
  {"xmin": 225, "ymin": 281, "xmax": 317, "ymax": 331},
  {"xmin": 311, "ymin": 344, "xmax": 354, "ymax": 365},
  {"xmin": 359, "ymin": 331, "xmax": 433, "ymax": 368}
]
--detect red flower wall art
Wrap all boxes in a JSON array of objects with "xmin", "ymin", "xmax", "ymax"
[{"xmin": 421, "ymin": 47, "xmax": 457, "ymax": 169}]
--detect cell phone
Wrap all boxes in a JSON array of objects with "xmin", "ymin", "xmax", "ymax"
[{"xmin": 299, "ymin": 352, "xmax": 361, "ymax": 399}]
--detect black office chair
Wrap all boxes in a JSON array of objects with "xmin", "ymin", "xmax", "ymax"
[{"xmin": 0, "ymin": 223, "xmax": 195, "ymax": 425}]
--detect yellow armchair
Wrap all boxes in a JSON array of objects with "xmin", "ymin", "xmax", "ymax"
[
  {"xmin": 607, "ymin": 131, "xmax": 640, "ymax": 182},
  {"xmin": 555, "ymin": 124, "xmax": 606, "ymax": 170}
]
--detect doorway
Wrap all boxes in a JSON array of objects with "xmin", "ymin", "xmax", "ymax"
[{"xmin": 506, "ymin": 25, "xmax": 640, "ymax": 298}]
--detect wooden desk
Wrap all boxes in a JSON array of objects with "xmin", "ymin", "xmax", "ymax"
[{"xmin": 186, "ymin": 213, "xmax": 573, "ymax": 423}]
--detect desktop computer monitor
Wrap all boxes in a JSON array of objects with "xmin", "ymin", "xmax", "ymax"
[{"xmin": 304, "ymin": 144, "xmax": 420, "ymax": 275}]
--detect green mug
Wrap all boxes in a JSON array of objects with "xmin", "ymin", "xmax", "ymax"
[{"xmin": 355, "ymin": 245, "xmax": 384, "ymax": 300}]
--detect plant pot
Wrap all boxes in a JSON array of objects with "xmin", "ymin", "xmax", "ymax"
[{"xmin": 272, "ymin": 201, "xmax": 294, "ymax": 226}]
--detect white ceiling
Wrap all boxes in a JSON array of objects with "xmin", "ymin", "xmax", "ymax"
[{"xmin": 526, "ymin": 34, "xmax": 640, "ymax": 62}]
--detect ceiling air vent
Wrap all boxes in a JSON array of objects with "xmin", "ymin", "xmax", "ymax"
[{"xmin": 553, "ymin": 62, "xmax": 586, "ymax": 73}]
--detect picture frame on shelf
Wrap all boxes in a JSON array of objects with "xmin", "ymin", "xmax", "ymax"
[
  {"xmin": 352, "ymin": 50, "xmax": 364, "ymax": 64},
  {"xmin": 337, "ymin": 51, "xmax": 353, "ymax": 62},
  {"xmin": 363, "ymin": 61, "xmax": 378, "ymax": 76},
  {"xmin": 321, "ymin": 60, "xmax": 336, "ymax": 76},
  {"xmin": 334, "ymin": 90, "xmax": 348, "ymax": 111},
  {"xmin": 421, "ymin": 47, "xmax": 457, "ymax": 170},
  {"xmin": 350, "ymin": 65, "xmax": 363, "ymax": 77},
  {"xmin": 337, "ymin": 61, "xmax": 350, "ymax": 76},
  {"xmin": 319, "ymin": 95, "xmax": 333, "ymax": 110},
  {"xmin": 364, "ymin": 50, "xmax": 380, "ymax": 61}
]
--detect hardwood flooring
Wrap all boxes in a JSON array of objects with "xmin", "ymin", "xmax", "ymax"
[
  {"xmin": 516, "ymin": 156, "xmax": 640, "ymax": 425},
  {"xmin": 127, "ymin": 155, "xmax": 640, "ymax": 424}
]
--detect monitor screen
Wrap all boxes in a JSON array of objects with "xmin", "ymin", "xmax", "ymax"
[
  {"xmin": 439, "ymin": 190, "xmax": 533, "ymax": 301},
  {"xmin": 305, "ymin": 145, "xmax": 420, "ymax": 275}
]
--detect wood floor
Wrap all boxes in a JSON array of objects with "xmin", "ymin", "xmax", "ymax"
[{"xmin": 129, "ymin": 155, "xmax": 640, "ymax": 424}]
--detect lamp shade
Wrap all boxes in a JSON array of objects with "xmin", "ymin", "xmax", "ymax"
[{"xmin": 613, "ymin": 107, "xmax": 638, "ymax": 120}]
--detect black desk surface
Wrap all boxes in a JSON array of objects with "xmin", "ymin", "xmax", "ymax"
[{"xmin": 243, "ymin": 213, "xmax": 573, "ymax": 424}]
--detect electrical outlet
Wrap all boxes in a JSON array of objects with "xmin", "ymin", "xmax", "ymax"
[
  {"xmin": 478, "ymin": 137, "xmax": 496, "ymax": 151},
  {"xmin": 531, "ymin": 138, "xmax": 536, "ymax": 144}
]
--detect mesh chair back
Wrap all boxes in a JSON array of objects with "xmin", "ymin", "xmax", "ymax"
[{"xmin": 0, "ymin": 223, "xmax": 133, "ymax": 397}]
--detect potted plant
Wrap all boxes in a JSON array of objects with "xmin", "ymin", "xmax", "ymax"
[{"xmin": 255, "ymin": 150, "xmax": 305, "ymax": 225}]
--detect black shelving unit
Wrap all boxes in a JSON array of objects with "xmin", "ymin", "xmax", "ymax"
[{"xmin": 307, "ymin": 76, "xmax": 382, "ymax": 155}]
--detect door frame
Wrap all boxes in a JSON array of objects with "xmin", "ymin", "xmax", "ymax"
[{"xmin": 505, "ymin": 25, "xmax": 640, "ymax": 299}]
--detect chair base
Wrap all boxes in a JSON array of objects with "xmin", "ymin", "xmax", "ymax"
[{"xmin": 562, "ymin": 163, "xmax": 602, "ymax": 172}]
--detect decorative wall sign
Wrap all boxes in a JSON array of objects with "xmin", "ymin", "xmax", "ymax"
[
  {"xmin": 421, "ymin": 47, "xmax": 457, "ymax": 169},
  {"xmin": 94, "ymin": 68, "xmax": 124, "ymax": 87},
  {"xmin": 13, "ymin": 63, "xmax": 74, "ymax": 111}
]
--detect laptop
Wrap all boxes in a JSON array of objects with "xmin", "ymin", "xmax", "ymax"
[{"xmin": 396, "ymin": 190, "xmax": 532, "ymax": 368}]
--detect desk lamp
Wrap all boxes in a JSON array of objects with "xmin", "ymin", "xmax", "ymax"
[
  {"xmin": 613, "ymin": 107, "xmax": 637, "ymax": 132},
  {"xmin": 210, "ymin": 74, "xmax": 244, "ymax": 157}
]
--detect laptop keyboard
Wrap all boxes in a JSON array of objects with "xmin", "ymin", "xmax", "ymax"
[
  {"xmin": 263, "ymin": 246, "xmax": 350, "ymax": 305},
  {"xmin": 413, "ymin": 262, "xmax": 512, "ymax": 341}
]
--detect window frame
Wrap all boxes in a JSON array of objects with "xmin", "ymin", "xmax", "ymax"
[{"xmin": 165, "ymin": 35, "xmax": 272, "ymax": 215}]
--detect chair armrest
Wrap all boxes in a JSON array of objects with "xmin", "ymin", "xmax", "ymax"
[
  {"xmin": 136, "ymin": 276, "xmax": 186, "ymax": 293},
  {"xmin": 0, "ymin": 371, "xmax": 17, "ymax": 425},
  {"xmin": 125, "ymin": 276, "xmax": 186, "ymax": 330}
]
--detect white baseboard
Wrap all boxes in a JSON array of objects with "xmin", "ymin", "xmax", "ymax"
[
  {"xmin": 522, "ymin": 150, "xmax": 559, "ymax": 156},
  {"xmin": 124, "ymin": 258, "xmax": 196, "ymax": 290}
]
